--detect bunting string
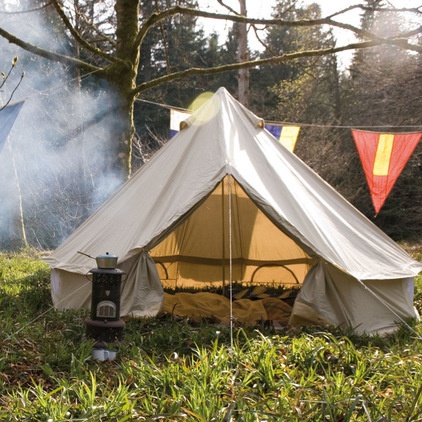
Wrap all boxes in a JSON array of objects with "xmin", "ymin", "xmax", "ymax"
[
  {"xmin": 1, "ymin": 83, "xmax": 421, "ymax": 217},
  {"xmin": 151, "ymin": 97, "xmax": 421, "ymax": 215},
  {"xmin": 135, "ymin": 97, "xmax": 422, "ymax": 130}
]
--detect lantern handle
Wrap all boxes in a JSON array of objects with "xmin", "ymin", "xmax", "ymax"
[{"xmin": 78, "ymin": 250, "xmax": 96, "ymax": 260}]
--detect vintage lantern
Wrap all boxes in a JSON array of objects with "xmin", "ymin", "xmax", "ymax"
[{"xmin": 85, "ymin": 253, "xmax": 126, "ymax": 350}]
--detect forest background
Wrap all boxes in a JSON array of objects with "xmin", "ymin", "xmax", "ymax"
[{"xmin": 0, "ymin": 0, "xmax": 421, "ymax": 250}]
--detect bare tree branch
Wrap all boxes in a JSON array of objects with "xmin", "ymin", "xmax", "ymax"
[
  {"xmin": 370, "ymin": 6, "xmax": 422, "ymax": 14},
  {"xmin": 0, "ymin": 26, "xmax": 103, "ymax": 75},
  {"xmin": 0, "ymin": 1, "xmax": 51, "ymax": 15},
  {"xmin": 133, "ymin": 38, "xmax": 389, "ymax": 97},
  {"xmin": 0, "ymin": 3, "xmax": 420, "ymax": 83},
  {"xmin": 216, "ymin": 0, "xmax": 240, "ymax": 16},
  {"xmin": 50, "ymin": 0, "xmax": 118, "ymax": 63},
  {"xmin": 133, "ymin": 5, "xmax": 422, "ymax": 54},
  {"xmin": 71, "ymin": 2, "xmax": 116, "ymax": 47},
  {"xmin": 0, "ymin": 71, "xmax": 24, "ymax": 110},
  {"xmin": 322, "ymin": 18, "xmax": 422, "ymax": 51},
  {"xmin": 0, "ymin": 56, "xmax": 24, "ymax": 109}
]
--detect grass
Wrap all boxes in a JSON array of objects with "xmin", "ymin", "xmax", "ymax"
[{"xmin": 0, "ymin": 246, "xmax": 421, "ymax": 421}]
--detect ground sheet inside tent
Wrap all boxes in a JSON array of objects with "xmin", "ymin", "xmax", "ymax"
[{"xmin": 159, "ymin": 286, "xmax": 298, "ymax": 327}]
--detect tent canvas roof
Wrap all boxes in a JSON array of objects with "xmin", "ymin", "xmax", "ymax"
[{"xmin": 44, "ymin": 88, "xmax": 422, "ymax": 283}]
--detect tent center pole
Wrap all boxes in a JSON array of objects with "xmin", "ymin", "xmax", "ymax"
[
  {"xmin": 221, "ymin": 177, "xmax": 226, "ymax": 295},
  {"xmin": 228, "ymin": 174, "xmax": 234, "ymax": 349}
]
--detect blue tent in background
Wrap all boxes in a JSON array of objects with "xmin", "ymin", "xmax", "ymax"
[{"xmin": 0, "ymin": 101, "xmax": 24, "ymax": 153}]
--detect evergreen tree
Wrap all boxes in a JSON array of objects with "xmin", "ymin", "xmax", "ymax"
[
  {"xmin": 133, "ymin": 0, "xmax": 216, "ymax": 167},
  {"xmin": 339, "ymin": 0, "xmax": 422, "ymax": 239},
  {"xmin": 250, "ymin": 1, "xmax": 338, "ymax": 121}
]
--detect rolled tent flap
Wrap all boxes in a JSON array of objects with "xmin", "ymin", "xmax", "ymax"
[
  {"xmin": 290, "ymin": 262, "xmax": 418, "ymax": 335},
  {"xmin": 51, "ymin": 251, "xmax": 164, "ymax": 318},
  {"xmin": 119, "ymin": 251, "xmax": 164, "ymax": 318}
]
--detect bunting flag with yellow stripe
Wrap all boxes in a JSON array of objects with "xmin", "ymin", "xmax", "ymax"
[
  {"xmin": 352, "ymin": 130, "xmax": 421, "ymax": 215},
  {"xmin": 170, "ymin": 109, "xmax": 301, "ymax": 152},
  {"xmin": 265, "ymin": 124, "xmax": 300, "ymax": 152}
]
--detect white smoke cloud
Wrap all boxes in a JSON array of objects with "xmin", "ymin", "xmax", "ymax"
[{"xmin": 0, "ymin": 4, "xmax": 124, "ymax": 248}]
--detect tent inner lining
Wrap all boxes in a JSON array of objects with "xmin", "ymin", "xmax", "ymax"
[{"xmin": 150, "ymin": 176, "xmax": 313, "ymax": 290}]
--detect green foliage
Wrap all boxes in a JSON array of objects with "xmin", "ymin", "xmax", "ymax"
[
  {"xmin": 0, "ymin": 248, "xmax": 422, "ymax": 420},
  {"xmin": 338, "ymin": 5, "xmax": 422, "ymax": 240},
  {"xmin": 259, "ymin": 1, "xmax": 339, "ymax": 122},
  {"xmin": 135, "ymin": 0, "xmax": 217, "ymax": 154}
]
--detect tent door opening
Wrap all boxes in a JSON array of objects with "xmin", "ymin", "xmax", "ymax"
[{"xmin": 150, "ymin": 175, "xmax": 314, "ymax": 292}]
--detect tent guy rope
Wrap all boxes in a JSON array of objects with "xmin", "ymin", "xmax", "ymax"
[
  {"xmin": 354, "ymin": 278, "xmax": 422, "ymax": 340},
  {"xmin": 4, "ymin": 279, "xmax": 91, "ymax": 342}
]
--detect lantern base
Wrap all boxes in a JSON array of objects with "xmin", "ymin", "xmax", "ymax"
[{"xmin": 85, "ymin": 317, "xmax": 125, "ymax": 343}]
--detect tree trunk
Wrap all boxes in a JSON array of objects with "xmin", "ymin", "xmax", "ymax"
[
  {"xmin": 237, "ymin": 0, "xmax": 249, "ymax": 107},
  {"xmin": 105, "ymin": 0, "xmax": 141, "ymax": 180}
]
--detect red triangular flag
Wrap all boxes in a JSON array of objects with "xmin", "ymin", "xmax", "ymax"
[{"xmin": 352, "ymin": 130, "xmax": 421, "ymax": 215}]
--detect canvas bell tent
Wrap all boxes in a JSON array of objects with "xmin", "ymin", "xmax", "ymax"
[{"xmin": 44, "ymin": 87, "xmax": 422, "ymax": 335}]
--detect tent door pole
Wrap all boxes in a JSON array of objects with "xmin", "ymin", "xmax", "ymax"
[
  {"xmin": 228, "ymin": 174, "xmax": 234, "ymax": 348},
  {"xmin": 221, "ymin": 177, "xmax": 226, "ymax": 295},
  {"xmin": 7, "ymin": 136, "xmax": 27, "ymax": 247}
]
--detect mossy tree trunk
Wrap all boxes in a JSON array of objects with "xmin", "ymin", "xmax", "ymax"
[{"xmin": 103, "ymin": 0, "xmax": 140, "ymax": 180}]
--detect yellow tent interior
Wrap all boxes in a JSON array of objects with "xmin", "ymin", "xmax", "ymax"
[{"xmin": 150, "ymin": 176, "xmax": 313, "ymax": 292}]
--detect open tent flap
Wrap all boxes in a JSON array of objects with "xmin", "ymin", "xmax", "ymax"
[
  {"xmin": 149, "ymin": 176, "xmax": 314, "ymax": 291},
  {"xmin": 50, "ymin": 175, "xmax": 312, "ymax": 323},
  {"xmin": 119, "ymin": 251, "xmax": 164, "ymax": 317}
]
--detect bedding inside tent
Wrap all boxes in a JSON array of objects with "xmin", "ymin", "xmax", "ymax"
[{"xmin": 149, "ymin": 175, "xmax": 308, "ymax": 327}]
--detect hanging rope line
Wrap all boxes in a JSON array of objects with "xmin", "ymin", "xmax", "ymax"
[
  {"xmin": 135, "ymin": 97, "xmax": 422, "ymax": 130},
  {"xmin": 5, "ymin": 69, "xmax": 421, "ymax": 131}
]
